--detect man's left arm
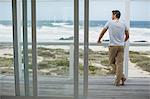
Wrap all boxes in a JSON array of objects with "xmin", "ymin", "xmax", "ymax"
[{"xmin": 124, "ymin": 30, "xmax": 129, "ymax": 42}]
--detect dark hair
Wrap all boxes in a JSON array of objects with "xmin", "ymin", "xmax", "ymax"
[{"xmin": 112, "ymin": 10, "xmax": 121, "ymax": 19}]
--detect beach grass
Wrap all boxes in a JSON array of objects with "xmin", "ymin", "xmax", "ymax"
[
  {"xmin": 129, "ymin": 51, "xmax": 150, "ymax": 72},
  {"xmin": 0, "ymin": 57, "xmax": 13, "ymax": 74},
  {"xmin": 0, "ymin": 57, "xmax": 13, "ymax": 67},
  {"xmin": 1, "ymin": 46, "xmax": 150, "ymax": 76}
]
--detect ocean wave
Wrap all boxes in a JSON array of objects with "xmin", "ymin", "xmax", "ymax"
[
  {"xmin": 0, "ymin": 23, "xmax": 149, "ymax": 31},
  {"xmin": 51, "ymin": 22, "xmax": 68, "ymax": 26},
  {"xmin": 0, "ymin": 24, "xmax": 12, "ymax": 30},
  {"xmin": 0, "ymin": 24, "xmax": 150, "ymax": 42}
]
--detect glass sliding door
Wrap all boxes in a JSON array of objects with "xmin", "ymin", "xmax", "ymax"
[
  {"xmin": 34, "ymin": 0, "xmax": 78, "ymax": 98},
  {"xmin": 7, "ymin": 0, "xmax": 80, "ymax": 98},
  {"xmin": 1, "ymin": 0, "xmax": 87, "ymax": 98},
  {"xmin": 88, "ymin": 0, "xmax": 128, "ymax": 98}
]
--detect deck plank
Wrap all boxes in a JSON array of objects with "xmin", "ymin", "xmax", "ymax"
[{"xmin": 0, "ymin": 75, "xmax": 150, "ymax": 98}]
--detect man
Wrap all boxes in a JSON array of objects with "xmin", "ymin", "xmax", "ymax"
[{"xmin": 97, "ymin": 10, "xmax": 129, "ymax": 86}]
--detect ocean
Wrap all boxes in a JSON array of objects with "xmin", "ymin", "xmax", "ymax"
[{"xmin": 0, "ymin": 20, "xmax": 150, "ymax": 43}]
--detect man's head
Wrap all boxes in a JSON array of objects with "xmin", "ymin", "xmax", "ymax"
[{"xmin": 112, "ymin": 10, "xmax": 121, "ymax": 20}]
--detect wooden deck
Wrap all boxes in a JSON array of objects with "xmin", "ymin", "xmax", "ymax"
[{"xmin": 0, "ymin": 75, "xmax": 150, "ymax": 99}]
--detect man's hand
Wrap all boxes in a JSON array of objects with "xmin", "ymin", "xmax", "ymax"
[{"xmin": 97, "ymin": 40, "xmax": 101, "ymax": 43}]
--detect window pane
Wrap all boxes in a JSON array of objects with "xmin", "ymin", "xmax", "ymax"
[
  {"xmin": 129, "ymin": 0, "xmax": 150, "ymax": 77},
  {"xmin": 36, "ymin": 0, "xmax": 74, "ymax": 96},
  {"xmin": 0, "ymin": 0, "xmax": 15, "ymax": 96},
  {"xmin": 89, "ymin": 0, "xmax": 125, "ymax": 77}
]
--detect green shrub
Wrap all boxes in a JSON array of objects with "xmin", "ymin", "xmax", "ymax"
[
  {"xmin": 61, "ymin": 66, "xmax": 69, "ymax": 71},
  {"xmin": 99, "ymin": 51, "xmax": 108, "ymax": 55},
  {"xmin": 129, "ymin": 51, "xmax": 140, "ymax": 55},
  {"xmin": 88, "ymin": 49, "xmax": 94, "ymax": 54},
  {"xmin": 21, "ymin": 49, "xmax": 32, "ymax": 54},
  {"xmin": 101, "ymin": 59, "xmax": 109, "ymax": 66},
  {"xmin": 79, "ymin": 64, "xmax": 83, "ymax": 70},
  {"xmin": 130, "ymin": 55, "xmax": 149, "ymax": 63},
  {"xmin": 38, "ymin": 61, "xmax": 49, "ymax": 69},
  {"xmin": 129, "ymin": 51, "xmax": 150, "ymax": 72},
  {"xmin": 48, "ymin": 59, "xmax": 69, "ymax": 67},
  {"xmin": 89, "ymin": 65, "xmax": 97, "ymax": 71},
  {"xmin": 0, "ymin": 57, "xmax": 13, "ymax": 67},
  {"xmin": 90, "ymin": 71, "xmax": 96, "ymax": 74},
  {"xmin": 38, "ymin": 47, "xmax": 50, "ymax": 51},
  {"xmin": 55, "ymin": 48, "xmax": 65, "ymax": 53},
  {"xmin": 38, "ymin": 51, "xmax": 55, "ymax": 58},
  {"xmin": 129, "ymin": 51, "xmax": 149, "ymax": 55},
  {"xmin": 137, "ymin": 61, "xmax": 150, "ymax": 72},
  {"xmin": 3, "ymin": 53, "xmax": 12, "ymax": 56},
  {"xmin": 28, "ymin": 64, "xmax": 32, "ymax": 69}
]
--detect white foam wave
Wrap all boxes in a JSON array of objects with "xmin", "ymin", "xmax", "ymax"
[
  {"xmin": 51, "ymin": 22, "xmax": 68, "ymax": 26},
  {"xmin": 0, "ymin": 24, "xmax": 150, "ymax": 42}
]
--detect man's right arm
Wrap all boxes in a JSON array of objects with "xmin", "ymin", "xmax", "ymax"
[
  {"xmin": 97, "ymin": 28, "xmax": 108, "ymax": 43},
  {"xmin": 97, "ymin": 21, "xmax": 110, "ymax": 43}
]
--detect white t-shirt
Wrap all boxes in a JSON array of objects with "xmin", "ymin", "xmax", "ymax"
[{"xmin": 104, "ymin": 20, "xmax": 128, "ymax": 46}]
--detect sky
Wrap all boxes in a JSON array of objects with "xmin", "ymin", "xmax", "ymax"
[{"xmin": 0, "ymin": 0, "xmax": 150, "ymax": 21}]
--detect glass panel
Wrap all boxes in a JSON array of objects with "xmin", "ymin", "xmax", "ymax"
[
  {"xmin": 36, "ymin": 0, "xmax": 74, "ymax": 96},
  {"xmin": 88, "ymin": 0, "xmax": 125, "ymax": 98},
  {"xmin": 129, "ymin": 0, "xmax": 150, "ymax": 77},
  {"xmin": 0, "ymin": 0, "xmax": 32, "ymax": 96},
  {"xmin": 0, "ymin": 0, "xmax": 15, "ymax": 96},
  {"xmin": 88, "ymin": 0, "xmax": 150, "ymax": 98},
  {"xmin": 89, "ymin": 0, "xmax": 125, "ymax": 77}
]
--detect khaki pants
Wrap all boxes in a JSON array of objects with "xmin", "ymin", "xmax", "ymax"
[{"xmin": 109, "ymin": 46, "xmax": 125, "ymax": 84}]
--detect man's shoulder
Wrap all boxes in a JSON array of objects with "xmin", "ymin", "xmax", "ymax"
[
  {"xmin": 119, "ymin": 20, "xmax": 126, "ymax": 25},
  {"xmin": 107, "ymin": 20, "xmax": 113, "ymax": 23},
  {"xmin": 105, "ymin": 20, "xmax": 113, "ymax": 25}
]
